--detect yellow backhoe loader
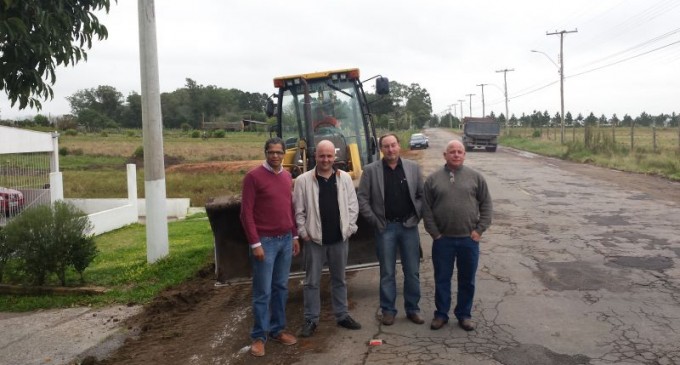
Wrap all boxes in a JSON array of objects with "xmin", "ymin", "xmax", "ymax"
[{"xmin": 206, "ymin": 68, "xmax": 389, "ymax": 284}]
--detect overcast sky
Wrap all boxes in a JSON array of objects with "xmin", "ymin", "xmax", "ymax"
[{"xmin": 2, "ymin": 0, "xmax": 679, "ymax": 121}]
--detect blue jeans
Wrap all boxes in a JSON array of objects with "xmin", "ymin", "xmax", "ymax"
[
  {"xmin": 375, "ymin": 222, "xmax": 421, "ymax": 316},
  {"xmin": 250, "ymin": 232, "xmax": 293, "ymax": 342},
  {"xmin": 432, "ymin": 236, "xmax": 480, "ymax": 321}
]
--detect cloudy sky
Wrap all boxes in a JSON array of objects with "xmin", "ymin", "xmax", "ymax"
[{"xmin": 2, "ymin": 0, "xmax": 679, "ymax": 121}]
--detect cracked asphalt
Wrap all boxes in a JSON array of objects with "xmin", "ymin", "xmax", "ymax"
[{"xmin": 295, "ymin": 128, "xmax": 680, "ymax": 365}]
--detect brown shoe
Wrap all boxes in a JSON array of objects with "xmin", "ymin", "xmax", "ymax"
[
  {"xmin": 406, "ymin": 313, "xmax": 425, "ymax": 324},
  {"xmin": 430, "ymin": 317, "xmax": 447, "ymax": 330},
  {"xmin": 250, "ymin": 339, "xmax": 265, "ymax": 357},
  {"xmin": 381, "ymin": 313, "xmax": 395, "ymax": 326},
  {"xmin": 271, "ymin": 331, "xmax": 297, "ymax": 346},
  {"xmin": 458, "ymin": 319, "xmax": 475, "ymax": 331}
]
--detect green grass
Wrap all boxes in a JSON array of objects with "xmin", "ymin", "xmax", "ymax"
[
  {"xmin": 500, "ymin": 127, "xmax": 680, "ymax": 180},
  {"xmin": 0, "ymin": 213, "xmax": 214, "ymax": 311}
]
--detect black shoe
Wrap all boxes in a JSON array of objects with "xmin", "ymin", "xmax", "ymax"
[
  {"xmin": 300, "ymin": 320, "xmax": 317, "ymax": 337},
  {"xmin": 338, "ymin": 315, "xmax": 362, "ymax": 330}
]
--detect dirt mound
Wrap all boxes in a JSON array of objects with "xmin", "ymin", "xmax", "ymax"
[{"xmin": 166, "ymin": 160, "xmax": 261, "ymax": 174}]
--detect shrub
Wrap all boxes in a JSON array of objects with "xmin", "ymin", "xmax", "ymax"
[
  {"xmin": 133, "ymin": 146, "xmax": 144, "ymax": 159},
  {"xmin": 532, "ymin": 129, "xmax": 542, "ymax": 138},
  {"xmin": 2, "ymin": 202, "xmax": 97, "ymax": 286},
  {"xmin": 181, "ymin": 123, "xmax": 192, "ymax": 132},
  {"xmin": 126, "ymin": 130, "xmax": 136, "ymax": 137},
  {"xmin": 64, "ymin": 129, "xmax": 78, "ymax": 136},
  {"xmin": 100, "ymin": 131, "xmax": 108, "ymax": 137},
  {"xmin": 0, "ymin": 228, "xmax": 13, "ymax": 282},
  {"xmin": 213, "ymin": 130, "xmax": 226, "ymax": 138},
  {"xmin": 191, "ymin": 130, "xmax": 201, "ymax": 138},
  {"xmin": 59, "ymin": 147, "xmax": 69, "ymax": 156}
]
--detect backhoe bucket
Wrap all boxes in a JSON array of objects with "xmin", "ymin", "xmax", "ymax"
[{"xmin": 206, "ymin": 195, "xmax": 378, "ymax": 284}]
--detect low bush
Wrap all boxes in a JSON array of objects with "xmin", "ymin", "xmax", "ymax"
[
  {"xmin": 191, "ymin": 130, "xmax": 201, "ymax": 138},
  {"xmin": 133, "ymin": 146, "xmax": 144, "ymax": 159},
  {"xmin": 1, "ymin": 202, "xmax": 97, "ymax": 286},
  {"xmin": 213, "ymin": 130, "xmax": 226, "ymax": 138}
]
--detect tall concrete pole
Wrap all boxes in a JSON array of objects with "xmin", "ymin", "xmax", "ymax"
[
  {"xmin": 547, "ymin": 29, "xmax": 578, "ymax": 144},
  {"xmin": 138, "ymin": 0, "xmax": 169, "ymax": 263},
  {"xmin": 476, "ymin": 84, "xmax": 488, "ymax": 117},
  {"xmin": 466, "ymin": 94, "xmax": 476, "ymax": 117},
  {"xmin": 458, "ymin": 99, "xmax": 465, "ymax": 121},
  {"xmin": 496, "ymin": 68, "xmax": 515, "ymax": 130}
]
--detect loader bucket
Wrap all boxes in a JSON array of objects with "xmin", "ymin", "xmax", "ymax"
[{"xmin": 206, "ymin": 194, "xmax": 379, "ymax": 284}]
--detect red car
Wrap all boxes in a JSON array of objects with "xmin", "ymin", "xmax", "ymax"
[{"xmin": 0, "ymin": 187, "xmax": 24, "ymax": 216}]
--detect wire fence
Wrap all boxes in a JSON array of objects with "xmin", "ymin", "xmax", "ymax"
[
  {"xmin": 0, "ymin": 152, "xmax": 51, "ymax": 226},
  {"xmin": 506, "ymin": 125, "xmax": 680, "ymax": 153}
]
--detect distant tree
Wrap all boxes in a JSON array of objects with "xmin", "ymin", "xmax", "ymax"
[
  {"xmin": 611, "ymin": 113, "xmax": 620, "ymax": 127},
  {"xmin": 565, "ymin": 111, "xmax": 573, "ymax": 126},
  {"xmin": 404, "ymin": 83, "xmax": 432, "ymax": 129},
  {"xmin": 497, "ymin": 113, "xmax": 506, "ymax": 126},
  {"xmin": 77, "ymin": 108, "xmax": 117, "ymax": 131},
  {"xmin": 552, "ymin": 112, "xmax": 561, "ymax": 126},
  {"xmin": 636, "ymin": 112, "xmax": 652, "ymax": 127},
  {"xmin": 0, "ymin": 1, "xmax": 112, "ymax": 109},
  {"xmin": 585, "ymin": 112, "xmax": 597, "ymax": 126},
  {"xmin": 622, "ymin": 114, "xmax": 633, "ymax": 127},
  {"xmin": 67, "ymin": 85, "xmax": 124, "ymax": 122},
  {"xmin": 33, "ymin": 114, "xmax": 50, "ymax": 127},
  {"xmin": 576, "ymin": 113, "xmax": 584, "ymax": 126},
  {"xmin": 121, "ymin": 91, "xmax": 142, "ymax": 128},
  {"xmin": 599, "ymin": 114, "xmax": 608, "ymax": 126}
]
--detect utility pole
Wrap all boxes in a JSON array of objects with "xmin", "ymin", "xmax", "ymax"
[
  {"xmin": 138, "ymin": 0, "xmax": 169, "ymax": 263},
  {"xmin": 496, "ymin": 68, "xmax": 514, "ymax": 131},
  {"xmin": 547, "ymin": 29, "xmax": 578, "ymax": 144},
  {"xmin": 448, "ymin": 104, "xmax": 456, "ymax": 128},
  {"xmin": 466, "ymin": 94, "xmax": 475, "ymax": 117},
  {"xmin": 476, "ymin": 84, "xmax": 488, "ymax": 117},
  {"xmin": 458, "ymin": 99, "xmax": 465, "ymax": 123}
]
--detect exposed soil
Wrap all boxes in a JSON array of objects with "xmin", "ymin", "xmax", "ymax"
[{"xmin": 89, "ymin": 145, "xmax": 678, "ymax": 365}]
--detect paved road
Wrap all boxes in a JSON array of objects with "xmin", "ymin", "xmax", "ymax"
[{"xmin": 295, "ymin": 128, "xmax": 680, "ymax": 365}]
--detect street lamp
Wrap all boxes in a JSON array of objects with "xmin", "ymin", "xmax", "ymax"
[{"xmin": 531, "ymin": 49, "xmax": 565, "ymax": 144}]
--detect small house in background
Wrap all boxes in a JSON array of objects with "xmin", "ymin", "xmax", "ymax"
[{"xmin": 202, "ymin": 118, "xmax": 267, "ymax": 132}]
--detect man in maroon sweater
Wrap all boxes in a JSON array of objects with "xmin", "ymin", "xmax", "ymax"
[{"xmin": 240, "ymin": 137, "xmax": 300, "ymax": 357}]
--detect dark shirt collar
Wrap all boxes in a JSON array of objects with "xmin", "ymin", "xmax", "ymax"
[{"xmin": 382, "ymin": 157, "xmax": 403, "ymax": 169}]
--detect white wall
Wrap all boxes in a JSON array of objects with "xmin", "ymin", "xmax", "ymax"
[{"xmin": 0, "ymin": 126, "xmax": 53, "ymax": 154}]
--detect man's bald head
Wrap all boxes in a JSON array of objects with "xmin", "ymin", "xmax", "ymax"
[{"xmin": 315, "ymin": 139, "xmax": 336, "ymax": 175}]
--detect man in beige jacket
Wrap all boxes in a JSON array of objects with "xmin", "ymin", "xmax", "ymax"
[{"xmin": 293, "ymin": 140, "xmax": 361, "ymax": 337}]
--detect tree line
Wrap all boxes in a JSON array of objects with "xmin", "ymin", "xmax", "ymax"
[
  {"xmin": 432, "ymin": 110, "xmax": 680, "ymax": 129},
  {"xmin": 1, "ymin": 79, "xmax": 436, "ymax": 133}
]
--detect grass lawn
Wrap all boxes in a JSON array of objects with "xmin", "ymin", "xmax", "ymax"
[{"xmin": 0, "ymin": 213, "xmax": 214, "ymax": 312}]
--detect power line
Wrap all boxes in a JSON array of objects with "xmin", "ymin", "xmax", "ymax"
[{"xmin": 567, "ymin": 39, "xmax": 680, "ymax": 79}]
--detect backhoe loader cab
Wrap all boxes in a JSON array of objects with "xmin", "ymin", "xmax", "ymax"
[
  {"xmin": 207, "ymin": 68, "xmax": 389, "ymax": 284},
  {"xmin": 267, "ymin": 68, "xmax": 389, "ymax": 180}
]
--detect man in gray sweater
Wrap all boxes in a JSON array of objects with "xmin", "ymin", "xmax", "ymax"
[{"xmin": 423, "ymin": 139, "xmax": 492, "ymax": 332}]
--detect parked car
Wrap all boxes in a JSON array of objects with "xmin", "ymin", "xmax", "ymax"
[
  {"xmin": 0, "ymin": 187, "xmax": 24, "ymax": 216},
  {"xmin": 409, "ymin": 133, "xmax": 429, "ymax": 149}
]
